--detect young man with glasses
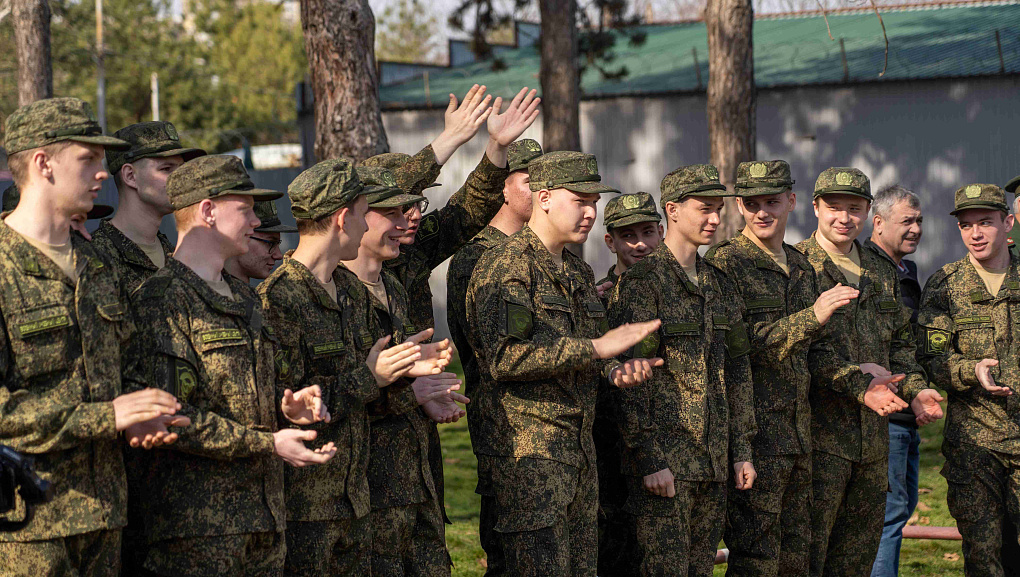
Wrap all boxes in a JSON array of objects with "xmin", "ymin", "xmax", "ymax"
[{"xmin": 225, "ymin": 200, "xmax": 298, "ymax": 284}]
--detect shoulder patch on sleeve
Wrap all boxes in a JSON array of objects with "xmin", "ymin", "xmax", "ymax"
[
  {"xmin": 925, "ymin": 328, "xmax": 950, "ymax": 355},
  {"xmin": 505, "ymin": 302, "xmax": 533, "ymax": 340},
  {"xmin": 417, "ymin": 212, "xmax": 440, "ymax": 241},
  {"xmin": 725, "ymin": 321, "xmax": 751, "ymax": 358},
  {"xmin": 173, "ymin": 358, "xmax": 198, "ymax": 401}
]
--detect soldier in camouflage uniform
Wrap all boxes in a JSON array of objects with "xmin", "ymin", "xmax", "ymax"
[
  {"xmin": 796, "ymin": 167, "xmax": 943, "ymax": 577},
  {"xmin": 446, "ymin": 138, "xmax": 542, "ymax": 575},
  {"xmin": 225, "ymin": 200, "xmax": 297, "ymax": 283},
  {"xmin": 2, "ymin": 181, "xmax": 113, "ymax": 238},
  {"xmin": 367, "ymin": 86, "xmax": 540, "ymax": 534},
  {"xmin": 919, "ymin": 183, "xmax": 1020, "ymax": 577},
  {"xmin": 606, "ymin": 164, "xmax": 756, "ymax": 577},
  {"xmin": 122, "ymin": 155, "xmax": 336, "ymax": 576},
  {"xmin": 337, "ymin": 165, "xmax": 460, "ymax": 576},
  {"xmin": 706, "ymin": 160, "xmax": 904, "ymax": 577},
  {"xmin": 1006, "ymin": 175, "xmax": 1019, "ymax": 257},
  {"xmin": 466, "ymin": 151, "xmax": 663, "ymax": 576},
  {"xmin": 596, "ymin": 191, "xmax": 663, "ymax": 296},
  {"xmin": 258, "ymin": 159, "xmax": 451, "ymax": 576},
  {"xmin": 0, "ymin": 97, "xmax": 186, "ymax": 576}
]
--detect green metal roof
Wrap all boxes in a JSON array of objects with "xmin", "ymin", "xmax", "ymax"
[{"xmin": 379, "ymin": 2, "xmax": 1020, "ymax": 109}]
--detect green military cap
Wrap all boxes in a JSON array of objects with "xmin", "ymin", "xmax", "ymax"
[
  {"xmin": 1004, "ymin": 175, "xmax": 1020, "ymax": 195},
  {"xmin": 814, "ymin": 167, "xmax": 872, "ymax": 200},
  {"xmin": 288, "ymin": 158, "xmax": 366, "ymax": 220},
  {"xmin": 357, "ymin": 165, "xmax": 426, "ymax": 208},
  {"xmin": 528, "ymin": 151, "xmax": 620, "ymax": 194},
  {"xmin": 735, "ymin": 160, "xmax": 795, "ymax": 197},
  {"xmin": 508, "ymin": 139, "xmax": 543, "ymax": 173},
  {"xmin": 604, "ymin": 192, "xmax": 661, "ymax": 231},
  {"xmin": 659, "ymin": 163, "xmax": 728, "ymax": 206},
  {"xmin": 3, "ymin": 97, "xmax": 130, "ymax": 155},
  {"xmin": 106, "ymin": 121, "xmax": 206, "ymax": 176},
  {"xmin": 254, "ymin": 200, "xmax": 297, "ymax": 233},
  {"xmin": 950, "ymin": 183, "xmax": 1009, "ymax": 216},
  {"xmin": 362, "ymin": 152, "xmax": 441, "ymax": 194},
  {"xmin": 2, "ymin": 182, "xmax": 113, "ymax": 219},
  {"xmin": 165, "ymin": 155, "xmax": 281, "ymax": 210}
]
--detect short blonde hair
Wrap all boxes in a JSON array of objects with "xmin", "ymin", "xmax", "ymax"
[{"xmin": 7, "ymin": 142, "xmax": 73, "ymax": 186}]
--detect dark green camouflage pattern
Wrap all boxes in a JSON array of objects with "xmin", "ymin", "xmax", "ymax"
[
  {"xmin": 659, "ymin": 164, "xmax": 728, "ymax": 205},
  {"xmin": 607, "ymin": 242, "xmax": 756, "ymax": 482},
  {"xmin": 369, "ymin": 498, "xmax": 450, "ymax": 577},
  {"xmin": 165, "ymin": 155, "xmax": 281, "ymax": 210},
  {"xmin": 527, "ymin": 151, "xmax": 619, "ymax": 194},
  {"xmin": 141, "ymin": 530, "xmax": 285, "ymax": 577},
  {"xmin": 507, "ymin": 139, "xmax": 543, "ymax": 173},
  {"xmin": 358, "ymin": 166, "xmax": 424, "ymax": 208},
  {"xmin": 950, "ymin": 183, "xmax": 1009, "ymax": 215},
  {"xmin": 122, "ymin": 258, "xmax": 285, "ymax": 542},
  {"xmin": 90, "ymin": 220, "xmax": 174, "ymax": 289},
  {"xmin": 0, "ymin": 219, "xmax": 131, "ymax": 543},
  {"xmin": 288, "ymin": 158, "xmax": 365, "ymax": 220},
  {"xmin": 105, "ymin": 120, "xmax": 205, "ymax": 176},
  {"xmin": 0, "ymin": 529, "xmax": 120, "ymax": 576},
  {"xmin": 603, "ymin": 192, "xmax": 661, "ymax": 231},
  {"xmin": 362, "ymin": 145, "xmax": 442, "ymax": 196},
  {"xmin": 918, "ymin": 253, "xmax": 1020, "ymax": 455},
  {"xmin": 254, "ymin": 200, "xmax": 297, "ymax": 233},
  {"xmin": 284, "ymin": 516, "xmax": 370, "ymax": 576},
  {"xmin": 813, "ymin": 167, "xmax": 872, "ymax": 200},
  {"xmin": 735, "ymin": 160, "xmax": 795, "ymax": 197},
  {"xmin": 3, "ymin": 97, "xmax": 129, "ymax": 155}
]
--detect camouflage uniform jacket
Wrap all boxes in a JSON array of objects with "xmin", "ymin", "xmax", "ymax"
[
  {"xmin": 122, "ymin": 258, "xmax": 284, "ymax": 541},
  {"xmin": 385, "ymin": 149, "xmax": 509, "ymax": 333},
  {"xmin": 465, "ymin": 226, "xmax": 613, "ymax": 465},
  {"xmin": 334, "ymin": 263, "xmax": 437, "ymax": 509},
  {"xmin": 258, "ymin": 256, "xmax": 380, "ymax": 521},
  {"xmin": 607, "ymin": 242, "xmax": 756, "ymax": 482},
  {"xmin": 918, "ymin": 253, "xmax": 1020, "ymax": 456},
  {"xmin": 0, "ymin": 219, "xmax": 130, "ymax": 542},
  {"xmin": 89, "ymin": 219, "xmax": 174, "ymax": 292},
  {"xmin": 796, "ymin": 234, "xmax": 928, "ymax": 463},
  {"xmin": 706, "ymin": 234, "xmax": 870, "ymax": 457},
  {"xmin": 447, "ymin": 225, "xmax": 508, "ymax": 447},
  {"xmin": 596, "ymin": 266, "xmax": 620, "ymax": 306}
]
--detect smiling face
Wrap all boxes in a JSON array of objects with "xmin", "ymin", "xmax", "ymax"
[
  {"xmin": 814, "ymin": 194, "xmax": 870, "ymax": 246},
  {"xmin": 605, "ymin": 221, "xmax": 663, "ymax": 269},
  {"xmin": 536, "ymin": 187, "xmax": 601, "ymax": 245},
  {"xmin": 666, "ymin": 195, "xmax": 725, "ymax": 247},
  {"xmin": 211, "ymin": 194, "xmax": 260, "ymax": 258},
  {"xmin": 738, "ymin": 191, "xmax": 795, "ymax": 244},
  {"xmin": 361, "ymin": 205, "xmax": 409, "ymax": 261},
  {"xmin": 237, "ymin": 231, "xmax": 283, "ymax": 280},
  {"xmin": 337, "ymin": 195, "xmax": 369, "ymax": 261},
  {"xmin": 957, "ymin": 208, "xmax": 1014, "ymax": 264}
]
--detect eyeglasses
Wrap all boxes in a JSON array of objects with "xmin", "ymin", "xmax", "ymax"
[
  {"xmin": 250, "ymin": 236, "xmax": 282, "ymax": 251},
  {"xmin": 403, "ymin": 199, "xmax": 429, "ymax": 216}
]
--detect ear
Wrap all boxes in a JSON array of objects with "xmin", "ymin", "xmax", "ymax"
[
  {"xmin": 121, "ymin": 163, "xmax": 137, "ymax": 189},
  {"xmin": 872, "ymin": 212, "xmax": 883, "ymax": 232},
  {"xmin": 664, "ymin": 201, "xmax": 680, "ymax": 222},
  {"xmin": 604, "ymin": 232, "xmax": 617, "ymax": 254},
  {"xmin": 537, "ymin": 189, "xmax": 552, "ymax": 212},
  {"xmin": 1006, "ymin": 213, "xmax": 1016, "ymax": 230},
  {"xmin": 812, "ymin": 199, "xmax": 821, "ymax": 218},
  {"xmin": 197, "ymin": 199, "xmax": 216, "ymax": 225},
  {"xmin": 31, "ymin": 149, "xmax": 53, "ymax": 180},
  {"xmin": 657, "ymin": 224, "xmax": 664, "ymax": 239},
  {"xmin": 788, "ymin": 191, "xmax": 797, "ymax": 211},
  {"xmin": 335, "ymin": 207, "xmax": 349, "ymax": 232}
]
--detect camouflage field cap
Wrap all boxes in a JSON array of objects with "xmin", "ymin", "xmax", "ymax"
[
  {"xmin": 4, "ymin": 97, "xmax": 130, "ymax": 155},
  {"xmin": 357, "ymin": 165, "xmax": 426, "ymax": 208},
  {"xmin": 950, "ymin": 183, "xmax": 1009, "ymax": 216},
  {"xmin": 1005, "ymin": 174, "xmax": 1020, "ymax": 195},
  {"xmin": 164, "ymin": 155, "xmax": 282, "ymax": 210},
  {"xmin": 528, "ymin": 151, "xmax": 620, "ymax": 194},
  {"xmin": 253, "ymin": 200, "xmax": 298, "ymax": 233},
  {"xmin": 659, "ymin": 164, "xmax": 728, "ymax": 206},
  {"xmin": 362, "ymin": 152, "xmax": 441, "ymax": 195},
  {"xmin": 735, "ymin": 160, "xmax": 795, "ymax": 197},
  {"xmin": 106, "ymin": 121, "xmax": 206, "ymax": 176},
  {"xmin": 604, "ymin": 192, "xmax": 662, "ymax": 231},
  {"xmin": 1, "ymin": 182, "xmax": 113, "ymax": 219},
  {"xmin": 813, "ymin": 167, "xmax": 872, "ymax": 200},
  {"xmin": 288, "ymin": 158, "xmax": 366, "ymax": 220},
  {"xmin": 508, "ymin": 139, "xmax": 543, "ymax": 173}
]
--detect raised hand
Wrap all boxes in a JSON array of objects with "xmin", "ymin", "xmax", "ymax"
[
  {"xmin": 591, "ymin": 320, "xmax": 662, "ymax": 360},
  {"xmin": 125, "ymin": 415, "xmax": 192, "ymax": 449},
  {"xmin": 487, "ymin": 87, "xmax": 541, "ymax": 147},
  {"xmin": 911, "ymin": 388, "xmax": 945, "ymax": 426},
  {"xmin": 368, "ymin": 335, "xmax": 422, "ymax": 387},
  {"xmin": 431, "ymin": 84, "xmax": 494, "ymax": 164},
  {"xmin": 976, "ymin": 359, "xmax": 1011, "ymax": 396},
  {"xmin": 273, "ymin": 429, "xmax": 337, "ymax": 467},
  {"xmin": 813, "ymin": 283, "xmax": 859, "ymax": 325},
  {"xmin": 643, "ymin": 468, "xmax": 675, "ymax": 497},
  {"xmin": 281, "ymin": 385, "xmax": 330, "ymax": 425},
  {"xmin": 863, "ymin": 374, "xmax": 909, "ymax": 416},
  {"xmin": 113, "ymin": 388, "xmax": 182, "ymax": 432},
  {"xmin": 610, "ymin": 357, "xmax": 665, "ymax": 389}
]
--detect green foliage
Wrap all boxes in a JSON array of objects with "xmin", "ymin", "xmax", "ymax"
[
  {"xmin": 376, "ymin": 0, "xmax": 443, "ymax": 64},
  {"xmin": 1, "ymin": 0, "xmax": 306, "ymax": 153}
]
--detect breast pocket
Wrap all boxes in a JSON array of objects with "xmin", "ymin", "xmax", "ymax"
[
  {"xmin": 743, "ymin": 297, "xmax": 785, "ymax": 335},
  {"xmin": 660, "ymin": 318, "xmax": 704, "ymax": 376},
  {"xmin": 6, "ymin": 303, "xmax": 77, "ymax": 381},
  {"xmin": 954, "ymin": 315, "xmax": 995, "ymax": 360},
  {"xmin": 196, "ymin": 327, "xmax": 255, "ymax": 400},
  {"xmin": 537, "ymin": 293, "xmax": 573, "ymax": 336},
  {"xmin": 582, "ymin": 300, "xmax": 609, "ymax": 337}
]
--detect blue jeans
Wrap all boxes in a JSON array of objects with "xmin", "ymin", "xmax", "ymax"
[{"xmin": 871, "ymin": 422, "xmax": 920, "ymax": 577}]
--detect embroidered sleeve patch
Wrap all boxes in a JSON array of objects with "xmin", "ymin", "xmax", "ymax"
[
  {"xmin": 635, "ymin": 332, "xmax": 661, "ymax": 359},
  {"xmin": 505, "ymin": 302, "xmax": 534, "ymax": 340},
  {"xmin": 417, "ymin": 213, "xmax": 440, "ymax": 240},
  {"xmin": 725, "ymin": 322, "xmax": 751, "ymax": 358},
  {"xmin": 925, "ymin": 329, "xmax": 950, "ymax": 355},
  {"xmin": 16, "ymin": 314, "xmax": 71, "ymax": 338},
  {"xmin": 174, "ymin": 358, "xmax": 198, "ymax": 401}
]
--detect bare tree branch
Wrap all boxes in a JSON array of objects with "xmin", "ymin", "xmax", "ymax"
[
  {"xmin": 869, "ymin": 0, "xmax": 888, "ymax": 76},
  {"xmin": 816, "ymin": 0, "xmax": 834, "ymax": 40}
]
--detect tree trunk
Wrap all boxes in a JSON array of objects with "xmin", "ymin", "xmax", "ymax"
[
  {"xmin": 706, "ymin": 0, "xmax": 755, "ymax": 239},
  {"xmin": 13, "ymin": 0, "xmax": 52, "ymax": 106},
  {"xmin": 300, "ymin": 0, "xmax": 389, "ymax": 163},
  {"xmin": 539, "ymin": 0, "xmax": 581, "ymax": 152}
]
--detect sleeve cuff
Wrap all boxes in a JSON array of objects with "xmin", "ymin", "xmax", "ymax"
[
  {"xmin": 351, "ymin": 362, "xmax": 381, "ymax": 404},
  {"xmin": 250, "ymin": 430, "xmax": 276, "ymax": 456},
  {"xmin": 849, "ymin": 371, "xmax": 873, "ymax": 405},
  {"xmin": 74, "ymin": 401, "xmax": 118, "ymax": 442}
]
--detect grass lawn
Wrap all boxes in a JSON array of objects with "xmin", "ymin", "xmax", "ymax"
[{"xmin": 437, "ymin": 360, "xmax": 963, "ymax": 576}]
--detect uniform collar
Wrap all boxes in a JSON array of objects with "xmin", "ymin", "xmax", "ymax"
[
  {"xmin": 279, "ymin": 255, "xmax": 342, "ymax": 311},
  {"xmin": 96, "ymin": 219, "xmax": 172, "ymax": 270},
  {"xmin": 166, "ymin": 257, "xmax": 251, "ymax": 318}
]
